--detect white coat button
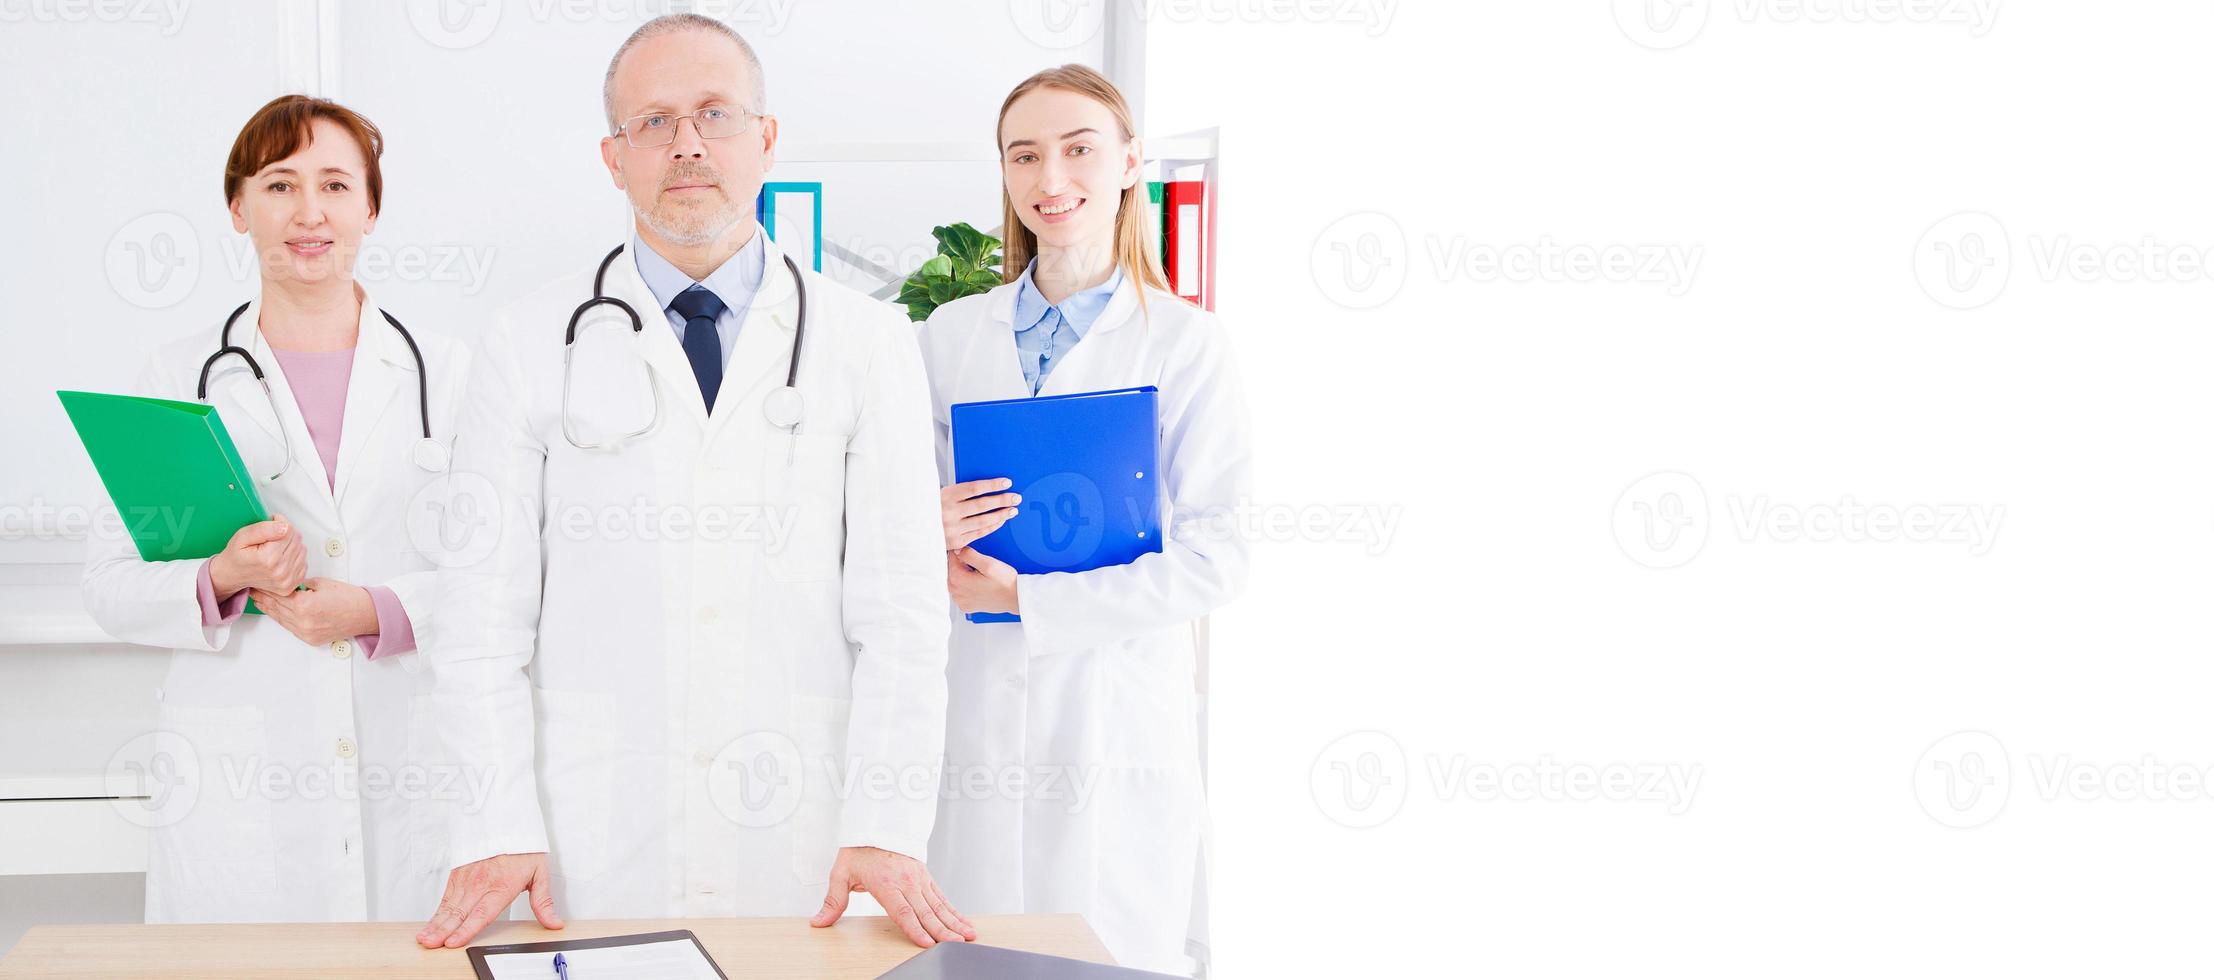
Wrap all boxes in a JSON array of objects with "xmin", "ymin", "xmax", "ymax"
[
  {"xmin": 335, "ymin": 736, "xmax": 357, "ymax": 759},
  {"xmin": 697, "ymin": 606, "xmax": 717, "ymax": 625},
  {"xmin": 331, "ymin": 639, "xmax": 351, "ymax": 659},
  {"xmin": 325, "ymin": 537, "xmax": 345, "ymax": 558},
  {"xmin": 693, "ymin": 750, "xmax": 713, "ymax": 767},
  {"xmin": 1005, "ymin": 674, "xmax": 1024, "ymax": 689}
]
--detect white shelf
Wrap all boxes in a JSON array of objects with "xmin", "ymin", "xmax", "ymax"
[
  {"xmin": 0, "ymin": 567, "xmax": 121, "ymax": 647},
  {"xmin": 774, "ymin": 133, "xmax": 1215, "ymax": 165},
  {"xmin": 0, "ymin": 798, "xmax": 147, "ymax": 876},
  {"xmin": 0, "ymin": 771, "xmax": 149, "ymax": 878},
  {"xmin": 0, "ymin": 773, "xmax": 123, "ymax": 801},
  {"xmin": 778, "ymin": 140, "xmax": 998, "ymax": 163},
  {"xmin": 0, "ymin": 611, "xmax": 115, "ymax": 648},
  {"xmin": 1146, "ymin": 131, "xmax": 1217, "ymax": 161}
]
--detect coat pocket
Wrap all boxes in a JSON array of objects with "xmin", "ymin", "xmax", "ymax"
[
  {"xmin": 533, "ymin": 687, "xmax": 617, "ymax": 882},
  {"xmin": 761, "ymin": 432, "xmax": 847, "ymax": 583},
  {"xmin": 402, "ymin": 694, "xmax": 453, "ymax": 876},
  {"xmin": 145, "ymin": 703, "xmax": 278, "ymax": 916},
  {"xmin": 789, "ymin": 695, "xmax": 853, "ymax": 884}
]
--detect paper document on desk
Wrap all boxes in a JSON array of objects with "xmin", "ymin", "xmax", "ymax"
[{"xmin": 468, "ymin": 929, "xmax": 727, "ymax": 980}]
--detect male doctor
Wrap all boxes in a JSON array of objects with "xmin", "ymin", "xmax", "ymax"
[{"xmin": 414, "ymin": 14, "xmax": 970, "ymax": 950}]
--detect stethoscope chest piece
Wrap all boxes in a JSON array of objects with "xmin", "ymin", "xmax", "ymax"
[
  {"xmin": 412, "ymin": 438, "xmax": 450, "ymax": 473},
  {"xmin": 763, "ymin": 385, "xmax": 804, "ymax": 429}
]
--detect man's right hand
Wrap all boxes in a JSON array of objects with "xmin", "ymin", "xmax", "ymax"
[
  {"xmin": 940, "ymin": 479, "xmax": 1020, "ymax": 551},
  {"xmin": 416, "ymin": 852, "xmax": 562, "ymax": 949},
  {"xmin": 207, "ymin": 515, "xmax": 306, "ymax": 599}
]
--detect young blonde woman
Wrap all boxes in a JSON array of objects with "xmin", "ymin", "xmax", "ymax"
[
  {"xmin": 916, "ymin": 65, "xmax": 1252, "ymax": 975},
  {"xmin": 82, "ymin": 95, "xmax": 467, "ymax": 923}
]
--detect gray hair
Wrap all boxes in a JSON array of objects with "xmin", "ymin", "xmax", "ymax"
[{"xmin": 602, "ymin": 13, "xmax": 766, "ymax": 133}]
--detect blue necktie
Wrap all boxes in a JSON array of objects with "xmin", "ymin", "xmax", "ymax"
[{"xmin": 669, "ymin": 286, "xmax": 727, "ymax": 413}]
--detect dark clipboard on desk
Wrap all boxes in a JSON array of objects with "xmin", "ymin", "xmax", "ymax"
[
  {"xmin": 466, "ymin": 929, "xmax": 729, "ymax": 979},
  {"xmin": 876, "ymin": 940, "xmax": 1184, "ymax": 978},
  {"xmin": 950, "ymin": 386, "xmax": 1164, "ymax": 624}
]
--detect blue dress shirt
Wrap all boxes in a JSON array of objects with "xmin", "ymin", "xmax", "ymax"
[
  {"xmin": 631, "ymin": 230, "xmax": 767, "ymax": 372},
  {"xmin": 1011, "ymin": 260, "xmax": 1122, "ymax": 395}
]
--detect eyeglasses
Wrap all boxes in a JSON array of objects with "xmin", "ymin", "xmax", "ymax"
[{"xmin": 615, "ymin": 104, "xmax": 760, "ymax": 148}]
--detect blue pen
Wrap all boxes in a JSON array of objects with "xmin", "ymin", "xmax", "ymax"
[{"xmin": 552, "ymin": 952, "xmax": 568, "ymax": 980}]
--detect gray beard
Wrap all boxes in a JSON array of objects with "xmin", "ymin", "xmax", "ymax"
[{"xmin": 634, "ymin": 196, "xmax": 745, "ymax": 247}]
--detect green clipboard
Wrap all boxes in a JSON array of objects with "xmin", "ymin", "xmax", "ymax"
[{"xmin": 59, "ymin": 390, "xmax": 277, "ymax": 612}]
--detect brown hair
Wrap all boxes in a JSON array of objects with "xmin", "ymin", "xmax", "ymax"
[
  {"xmin": 995, "ymin": 65, "xmax": 1172, "ymax": 309},
  {"xmin": 223, "ymin": 95, "xmax": 385, "ymax": 214}
]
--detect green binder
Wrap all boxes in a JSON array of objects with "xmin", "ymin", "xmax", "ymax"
[
  {"xmin": 1148, "ymin": 180, "xmax": 1168, "ymax": 268},
  {"xmin": 58, "ymin": 389, "xmax": 271, "ymax": 574}
]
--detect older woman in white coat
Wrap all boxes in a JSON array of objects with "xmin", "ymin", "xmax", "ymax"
[
  {"xmin": 916, "ymin": 65, "xmax": 1251, "ymax": 976},
  {"xmin": 82, "ymin": 95, "xmax": 466, "ymax": 923}
]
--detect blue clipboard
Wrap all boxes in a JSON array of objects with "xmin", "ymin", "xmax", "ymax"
[{"xmin": 950, "ymin": 386, "xmax": 1162, "ymax": 624}]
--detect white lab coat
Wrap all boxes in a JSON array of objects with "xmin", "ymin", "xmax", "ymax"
[
  {"xmin": 915, "ymin": 277, "xmax": 1252, "ymax": 974},
  {"xmin": 82, "ymin": 287, "xmax": 468, "ymax": 923},
  {"xmin": 429, "ymin": 228, "xmax": 950, "ymax": 918}
]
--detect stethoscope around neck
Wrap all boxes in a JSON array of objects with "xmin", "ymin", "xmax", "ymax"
[
  {"xmin": 561, "ymin": 243, "xmax": 808, "ymax": 452},
  {"xmin": 195, "ymin": 300, "xmax": 446, "ymax": 481}
]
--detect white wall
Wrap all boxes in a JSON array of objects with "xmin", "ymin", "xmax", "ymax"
[{"xmin": 0, "ymin": 5, "xmax": 283, "ymax": 567}]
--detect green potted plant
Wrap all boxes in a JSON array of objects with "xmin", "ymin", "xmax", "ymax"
[{"xmin": 899, "ymin": 222, "xmax": 1003, "ymax": 321}]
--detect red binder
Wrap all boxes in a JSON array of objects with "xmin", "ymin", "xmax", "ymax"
[{"xmin": 1164, "ymin": 179, "xmax": 1211, "ymax": 310}]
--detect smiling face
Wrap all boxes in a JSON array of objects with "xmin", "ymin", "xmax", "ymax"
[
  {"xmin": 999, "ymin": 85, "xmax": 1142, "ymax": 259},
  {"xmin": 600, "ymin": 27, "xmax": 775, "ymax": 248},
  {"xmin": 228, "ymin": 117, "xmax": 376, "ymax": 286}
]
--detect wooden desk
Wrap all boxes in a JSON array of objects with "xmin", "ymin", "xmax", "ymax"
[{"xmin": 0, "ymin": 914, "xmax": 1110, "ymax": 979}]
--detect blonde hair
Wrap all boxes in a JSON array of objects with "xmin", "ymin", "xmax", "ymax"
[{"xmin": 995, "ymin": 65, "xmax": 1173, "ymax": 312}]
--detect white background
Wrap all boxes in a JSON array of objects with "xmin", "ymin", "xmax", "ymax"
[
  {"xmin": 8, "ymin": 0, "xmax": 2214, "ymax": 976},
  {"xmin": 1170, "ymin": 2, "xmax": 2214, "ymax": 976}
]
